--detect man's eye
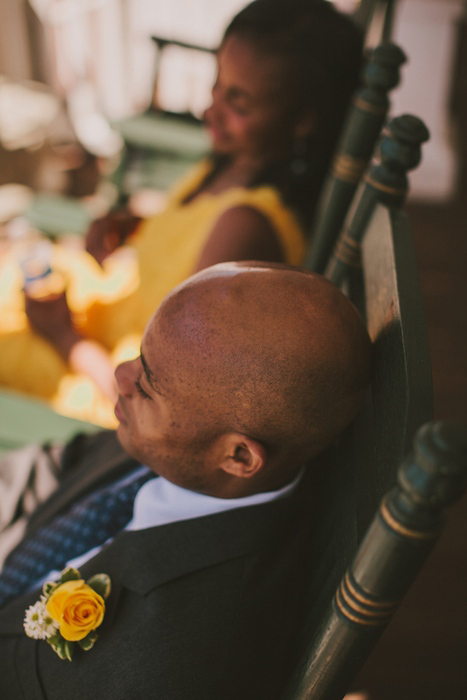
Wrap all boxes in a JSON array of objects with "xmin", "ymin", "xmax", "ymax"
[{"xmin": 135, "ymin": 378, "xmax": 151, "ymax": 399}]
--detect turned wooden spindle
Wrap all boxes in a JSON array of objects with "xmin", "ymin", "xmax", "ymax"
[
  {"xmin": 285, "ymin": 421, "xmax": 467, "ymax": 700},
  {"xmin": 307, "ymin": 43, "xmax": 406, "ymax": 273},
  {"xmin": 325, "ymin": 114, "xmax": 430, "ymax": 288}
]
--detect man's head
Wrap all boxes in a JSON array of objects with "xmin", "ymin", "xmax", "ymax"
[{"xmin": 115, "ymin": 263, "xmax": 372, "ymax": 498}]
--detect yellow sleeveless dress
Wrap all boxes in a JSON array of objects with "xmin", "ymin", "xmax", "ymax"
[{"xmin": 0, "ymin": 161, "xmax": 306, "ymax": 426}]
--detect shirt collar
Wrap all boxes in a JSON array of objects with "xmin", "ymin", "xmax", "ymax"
[{"xmin": 127, "ymin": 468, "xmax": 304, "ymax": 532}]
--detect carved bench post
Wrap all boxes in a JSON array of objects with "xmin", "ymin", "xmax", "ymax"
[
  {"xmin": 325, "ymin": 114, "xmax": 430, "ymax": 288},
  {"xmin": 285, "ymin": 421, "xmax": 467, "ymax": 700},
  {"xmin": 306, "ymin": 43, "xmax": 406, "ymax": 273}
]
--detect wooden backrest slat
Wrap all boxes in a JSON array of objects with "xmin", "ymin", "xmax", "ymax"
[{"xmin": 306, "ymin": 43, "xmax": 406, "ymax": 273}]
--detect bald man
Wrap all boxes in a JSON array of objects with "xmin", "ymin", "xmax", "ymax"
[{"xmin": 0, "ymin": 263, "xmax": 371, "ymax": 700}]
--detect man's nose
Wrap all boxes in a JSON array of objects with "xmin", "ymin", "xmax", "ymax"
[{"xmin": 115, "ymin": 358, "xmax": 138, "ymax": 397}]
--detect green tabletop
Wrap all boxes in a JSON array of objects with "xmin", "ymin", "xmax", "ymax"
[{"xmin": 0, "ymin": 389, "xmax": 100, "ymax": 454}]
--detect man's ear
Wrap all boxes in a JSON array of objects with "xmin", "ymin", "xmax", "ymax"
[{"xmin": 218, "ymin": 433, "xmax": 267, "ymax": 479}]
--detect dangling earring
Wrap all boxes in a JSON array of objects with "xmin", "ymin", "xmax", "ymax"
[{"xmin": 290, "ymin": 138, "xmax": 309, "ymax": 176}]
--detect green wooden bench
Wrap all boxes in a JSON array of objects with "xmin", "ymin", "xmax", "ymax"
[{"xmin": 282, "ymin": 115, "xmax": 467, "ymax": 699}]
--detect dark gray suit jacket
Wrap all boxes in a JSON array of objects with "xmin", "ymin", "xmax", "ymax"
[{"xmin": 0, "ymin": 432, "xmax": 311, "ymax": 700}]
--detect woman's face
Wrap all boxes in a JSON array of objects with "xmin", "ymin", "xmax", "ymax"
[{"xmin": 204, "ymin": 33, "xmax": 306, "ymax": 166}]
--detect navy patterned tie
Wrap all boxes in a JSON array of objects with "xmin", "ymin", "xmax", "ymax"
[{"xmin": 0, "ymin": 466, "xmax": 155, "ymax": 608}]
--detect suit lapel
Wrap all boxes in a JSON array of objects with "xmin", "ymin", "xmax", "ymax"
[{"xmin": 83, "ymin": 495, "xmax": 299, "ymax": 594}]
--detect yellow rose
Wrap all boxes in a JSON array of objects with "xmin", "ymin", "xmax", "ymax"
[{"xmin": 46, "ymin": 580, "xmax": 106, "ymax": 642}]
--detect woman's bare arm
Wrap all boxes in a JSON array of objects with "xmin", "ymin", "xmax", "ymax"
[{"xmin": 194, "ymin": 205, "xmax": 283, "ymax": 272}]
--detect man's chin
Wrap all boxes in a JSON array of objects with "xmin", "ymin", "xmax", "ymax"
[
  {"xmin": 115, "ymin": 428, "xmax": 150, "ymax": 468},
  {"xmin": 115, "ymin": 423, "xmax": 131, "ymax": 454}
]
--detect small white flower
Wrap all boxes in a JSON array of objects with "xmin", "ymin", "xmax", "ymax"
[
  {"xmin": 24, "ymin": 600, "xmax": 48, "ymax": 640},
  {"xmin": 40, "ymin": 610, "xmax": 59, "ymax": 638},
  {"xmin": 23, "ymin": 597, "xmax": 58, "ymax": 640}
]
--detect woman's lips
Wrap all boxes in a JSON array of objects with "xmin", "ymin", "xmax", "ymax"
[{"xmin": 206, "ymin": 123, "xmax": 228, "ymax": 148}]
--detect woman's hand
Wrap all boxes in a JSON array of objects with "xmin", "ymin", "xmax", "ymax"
[
  {"xmin": 24, "ymin": 291, "xmax": 81, "ymax": 360},
  {"xmin": 85, "ymin": 209, "xmax": 141, "ymax": 265},
  {"xmin": 25, "ymin": 290, "xmax": 117, "ymax": 401}
]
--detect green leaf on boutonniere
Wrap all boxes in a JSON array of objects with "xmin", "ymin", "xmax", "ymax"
[
  {"xmin": 64, "ymin": 640, "xmax": 74, "ymax": 662},
  {"xmin": 43, "ymin": 581, "xmax": 58, "ymax": 598},
  {"xmin": 78, "ymin": 630, "xmax": 99, "ymax": 651},
  {"xmin": 48, "ymin": 634, "xmax": 74, "ymax": 662},
  {"xmin": 59, "ymin": 567, "xmax": 81, "ymax": 583},
  {"xmin": 87, "ymin": 573, "xmax": 111, "ymax": 600}
]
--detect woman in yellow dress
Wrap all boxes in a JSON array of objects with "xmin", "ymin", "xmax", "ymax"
[{"xmin": 0, "ymin": 0, "xmax": 362, "ymax": 426}]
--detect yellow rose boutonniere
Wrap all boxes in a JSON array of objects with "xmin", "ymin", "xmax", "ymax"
[{"xmin": 24, "ymin": 567, "xmax": 111, "ymax": 661}]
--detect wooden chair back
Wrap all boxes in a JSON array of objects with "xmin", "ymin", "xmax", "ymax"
[
  {"xmin": 324, "ymin": 114, "xmax": 431, "ymax": 499},
  {"xmin": 280, "ymin": 114, "xmax": 466, "ymax": 700},
  {"xmin": 148, "ymin": 35, "xmax": 216, "ymax": 117},
  {"xmin": 284, "ymin": 420, "xmax": 467, "ymax": 700},
  {"xmin": 306, "ymin": 42, "xmax": 406, "ymax": 273},
  {"xmin": 110, "ymin": 36, "xmax": 215, "ymax": 199}
]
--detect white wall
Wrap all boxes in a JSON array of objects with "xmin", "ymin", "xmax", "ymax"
[{"xmin": 390, "ymin": 0, "xmax": 465, "ymax": 200}]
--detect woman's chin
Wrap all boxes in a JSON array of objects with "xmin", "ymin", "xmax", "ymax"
[{"xmin": 207, "ymin": 129, "xmax": 231, "ymax": 154}]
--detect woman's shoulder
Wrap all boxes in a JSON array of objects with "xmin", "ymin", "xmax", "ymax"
[{"xmin": 209, "ymin": 185, "xmax": 307, "ymax": 267}]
